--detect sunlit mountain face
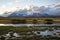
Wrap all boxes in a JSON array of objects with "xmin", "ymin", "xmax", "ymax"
[{"xmin": 0, "ymin": 0, "xmax": 60, "ymax": 18}]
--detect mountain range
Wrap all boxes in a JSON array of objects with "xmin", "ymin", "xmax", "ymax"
[{"xmin": 1, "ymin": 4, "xmax": 60, "ymax": 18}]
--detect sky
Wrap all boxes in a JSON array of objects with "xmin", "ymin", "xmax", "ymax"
[{"xmin": 0, "ymin": 0, "xmax": 60, "ymax": 15}]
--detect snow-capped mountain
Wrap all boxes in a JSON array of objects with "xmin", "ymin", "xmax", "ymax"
[{"xmin": 1, "ymin": 4, "xmax": 60, "ymax": 18}]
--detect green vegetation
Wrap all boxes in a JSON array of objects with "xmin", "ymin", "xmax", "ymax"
[
  {"xmin": 0, "ymin": 26, "xmax": 41, "ymax": 40},
  {"xmin": 0, "ymin": 26, "xmax": 40, "ymax": 35}
]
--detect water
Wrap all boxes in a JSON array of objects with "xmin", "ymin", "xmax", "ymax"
[{"xmin": 0, "ymin": 24, "xmax": 60, "ymax": 26}]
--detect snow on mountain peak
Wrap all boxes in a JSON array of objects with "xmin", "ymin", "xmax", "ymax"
[{"xmin": 1, "ymin": 4, "xmax": 60, "ymax": 17}]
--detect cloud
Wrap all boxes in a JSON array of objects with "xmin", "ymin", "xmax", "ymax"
[
  {"xmin": 7, "ymin": 2, "xmax": 13, "ymax": 6},
  {"xmin": 56, "ymin": 2, "xmax": 60, "ymax": 5},
  {"xmin": 0, "ymin": 0, "xmax": 24, "ymax": 14},
  {"xmin": 15, "ymin": 0, "xmax": 20, "ymax": 2},
  {"xmin": 0, "ymin": 2, "xmax": 13, "ymax": 9},
  {"xmin": 25, "ymin": 5, "xmax": 32, "ymax": 10},
  {"xmin": 14, "ymin": 0, "xmax": 24, "ymax": 3},
  {"xmin": 10, "ymin": 6, "xmax": 19, "ymax": 12},
  {"xmin": 32, "ymin": 6, "xmax": 41, "ymax": 13},
  {"xmin": 1, "ymin": 5, "xmax": 6, "ymax": 8},
  {"xmin": 0, "ymin": 2, "xmax": 20, "ymax": 14}
]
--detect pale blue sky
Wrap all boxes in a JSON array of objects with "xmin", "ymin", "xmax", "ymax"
[
  {"xmin": 0, "ymin": 0, "xmax": 60, "ymax": 14},
  {"xmin": 0, "ymin": 0, "xmax": 60, "ymax": 7}
]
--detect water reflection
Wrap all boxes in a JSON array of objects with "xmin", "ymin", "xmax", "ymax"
[{"xmin": 0, "ymin": 24, "xmax": 60, "ymax": 26}]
